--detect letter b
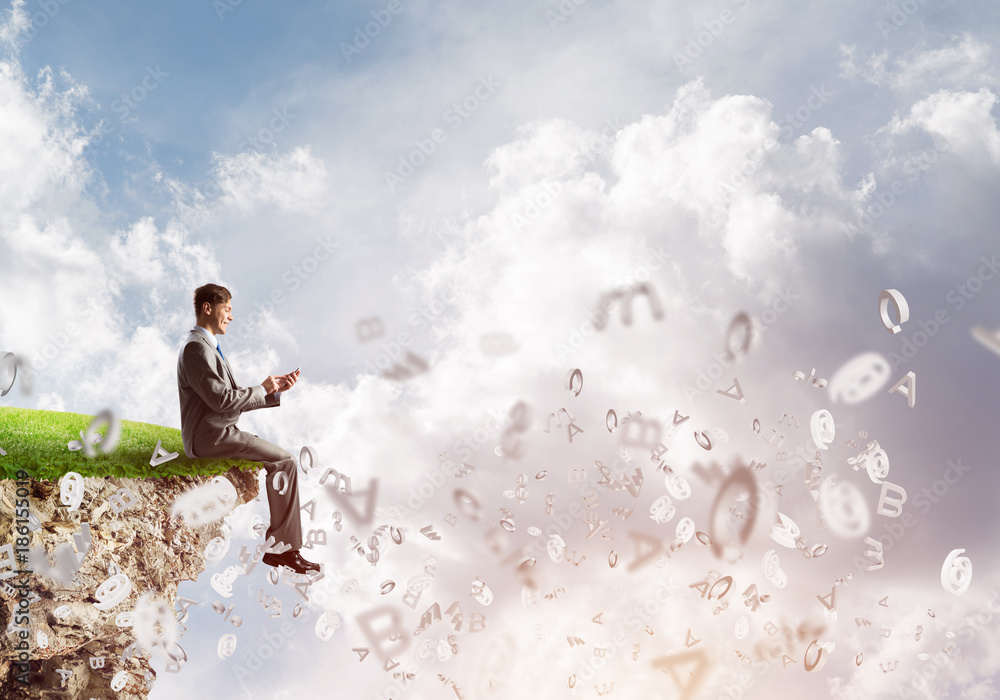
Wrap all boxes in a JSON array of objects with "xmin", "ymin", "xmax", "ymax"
[
  {"xmin": 353, "ymin": 27, "xmax": 371, "ymax": 48},
  {"xmin": 380, "ymin": 338, "xmax": 403, "ymax": 359},
  {"xmin": 918, "ymin": 317, "xmax": 939, "ymax": 337},
  {"xmin": 703, "ymin": 17, "xmax": 724, "ymax": 36},
  {"xmin": 396, "ymin": 155, "xmax": 414, "ymax": 178},
  {"xmin": 875, "ymin": 189, "xmax": 895, "ymax": 210},
  {"xmin": 885, "ymin": 520, "xmax": 905, "ymax": 541},
  {"xmin": 263, "ymin": 629, "xmax": 284, "ymax": 649},
  {"xmin": 552, "ymin": 510, "xmax": 571, "ymax": 530},
  {"xmin": 415, "ymin": 137, "xmax": 436, "ymax": 156}
]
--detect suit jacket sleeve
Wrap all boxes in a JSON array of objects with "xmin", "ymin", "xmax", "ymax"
[
  {"xmin": 245, "ymin": 391, "xmax": 281, "ymax": 411},
  {"xmin": 182, "ymin": 342, "xmax": 279, "ymax": 414}
]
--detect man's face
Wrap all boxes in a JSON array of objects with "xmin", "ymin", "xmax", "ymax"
[{"xmin": 204, "ymin": 299, "xmax": 233, "ymax": 336}]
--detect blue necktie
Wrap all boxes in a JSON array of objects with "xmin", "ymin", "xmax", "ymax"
[{"xmin": 216, "ymin": 342, "xmax": 225, "ymax": 361}]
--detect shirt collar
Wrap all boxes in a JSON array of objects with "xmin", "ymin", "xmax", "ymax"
[{"xmin": 193, "ymin": 325, "xmax": 217, "ymax": 346}]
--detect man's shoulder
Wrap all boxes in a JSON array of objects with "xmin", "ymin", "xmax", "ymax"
[
  {"xmin": 181, "ymin": 332, "xmax": 210, "ymax": 350},
  {"xmin": 179, "ymin": 333, "xmax": 212, "ymax": 365}
]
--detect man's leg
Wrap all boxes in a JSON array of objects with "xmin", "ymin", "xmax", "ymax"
[
  {"xmin": 198, "ymin": 428, "xmax": 302, "ymax": 550},
  {"xmin": 220, "ymin": 434, "xmax": 304, "ymax": 551}
]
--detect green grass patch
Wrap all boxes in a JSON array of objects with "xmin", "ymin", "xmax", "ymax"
[{"xmin": 0, "ymin": 407, "xmax": 263, "ymax": 481}]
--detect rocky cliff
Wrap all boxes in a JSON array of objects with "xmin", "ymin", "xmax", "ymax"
[{"xmin": 0, "ymin": 468, "xmax": 260, "ymax": 698}]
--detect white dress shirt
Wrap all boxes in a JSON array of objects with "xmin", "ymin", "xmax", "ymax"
[{"xmin": 193, "ymin": 325, "xmax": 281, "ymax": 399}]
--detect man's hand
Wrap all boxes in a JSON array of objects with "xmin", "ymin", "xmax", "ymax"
[{"xmin": 261, "ymin": 369, "xmax": 300, "ymax": 395}]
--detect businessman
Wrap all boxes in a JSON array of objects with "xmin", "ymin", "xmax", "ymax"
[{"xmin": 177, "ymin": 283, "xmax": 318, "ymax": 575}]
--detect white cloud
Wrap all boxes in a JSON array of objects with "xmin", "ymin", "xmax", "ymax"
[
  {"xmin": 885, "ymin": 87, "xmax": 1000, "ymax": 164},
  {"xmin": 840, "ymin": 34, "xmax": 995, "ymax": 92},
  {"xmin": 109, "ymin": 217, "xmax": 167, "ymax": 286},
  {"xmin": 209, "ymin": 146, "xmax": 331, "ymax": 215},
  {"xmin": 5, "ymin": 3, "xmax": 1000, "ymax": 699}
]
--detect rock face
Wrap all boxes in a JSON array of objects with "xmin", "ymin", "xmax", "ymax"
[{"xmin": 0, "ymin": 468, "xmax": 260, "ymax": 698}]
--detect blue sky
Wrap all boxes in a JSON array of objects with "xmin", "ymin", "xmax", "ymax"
[{"xmin": 5, "ymin": 0, "xmax": 1000, "ymax": 697}]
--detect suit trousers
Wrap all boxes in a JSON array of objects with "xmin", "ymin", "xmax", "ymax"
[{"xmin": 196, "ymin": 430, "xmax": 303, "ymax": 551}]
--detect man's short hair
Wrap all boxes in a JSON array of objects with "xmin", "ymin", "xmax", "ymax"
[{"xmin": 194, "ymin": 283, "xmax": 232, "ymax": 318}]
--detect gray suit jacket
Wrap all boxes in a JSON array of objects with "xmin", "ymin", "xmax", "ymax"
[{"xmin": 176, "ymin": 330, "xmax": 279, "ymax": 459}]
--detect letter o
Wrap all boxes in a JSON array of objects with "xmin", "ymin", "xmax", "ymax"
[
  {"xmin": 365, "ymin": 20, "xmax": 381, "ymax": 36},
  {"xmin": 131, "ymin": 85, "xmax": 148, "ymax": 103},
  {"xmin": 258, "ymin": 643, "xmax": 274, "ymax": 659},
  {"xmin": 697, "ymin": 31, "xmax": 712, "ymax": 46},
  {"xmin": 796, "ymin": 106, "xmax": 811, "ymax": 122},
  {"xmin": 968, "ymin": 277, "xmax": 983, "ymax": 294},
  {"xmin": 302, "ymin": 257, "xmax": 318, "ymax": 274},
  {"xmin": 761, "ymin": 309, "xmax": 778, "ymax": 325},
  {"xmin": 912, "ymin": 330, "xmax": 927, "ymax": 347},
  {"xmin": 409, "ymin": 150, "xmax": 425, "ymax": 166}
]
